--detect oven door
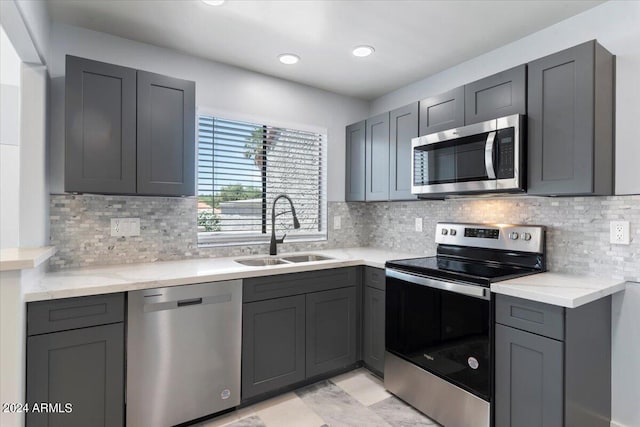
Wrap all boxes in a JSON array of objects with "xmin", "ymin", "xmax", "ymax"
[{"xmin": 385, "ymin": 269, "xmax": 491, "ymax": 401}]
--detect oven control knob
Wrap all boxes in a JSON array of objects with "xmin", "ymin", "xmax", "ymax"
[
  {"xmin": 521, "ymin": 232, "xmax": 532, "ymax": 241},
  {"xmin": 509, "ymin": 232, "xmax": 519, "ymax": 240},
  {"xmin": 441, "ymin": 229, "xmax": 448, "ymax": 235},
  {"xmin": 449, "ymin": 229, "xmax": 457, "ymax": 236}
]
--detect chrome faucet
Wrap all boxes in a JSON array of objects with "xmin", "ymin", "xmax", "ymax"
[{"xmin": 270, "ymin": 194, "xmax": 301, "ymax": 256}]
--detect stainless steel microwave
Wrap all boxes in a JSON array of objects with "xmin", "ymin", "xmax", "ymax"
[{"xmin": 411, "ymin": 114, "xmax": 524, "ymax": 195}]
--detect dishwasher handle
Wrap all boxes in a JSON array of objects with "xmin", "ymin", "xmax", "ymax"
[
  {"xmin": 142, "ymin": 293, "xmax": 233, "ymax": 313},
  {"xmin": 177, "ymin": 297, "xmax": 202, "ymax": 307}
]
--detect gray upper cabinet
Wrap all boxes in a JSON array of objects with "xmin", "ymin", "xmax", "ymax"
[
  {"xmin": 65, "ymin": 55, "xmax": 196, "ymax": 196},
  {"xmin": 345, "ymin": 120, "xmax": 366, "ymax": 201},
  {"xmin": 464, "ymin": 64, "xmax": 526, "ymax": 124},
  {"xmin": 137, "ymin": 71, "xmax": 195, "ymax": 196},
  {"xmin": 527, "ymin": 40, "xmax": 614, "ymax": 196},
  {"xmin": 365, "ymin": 112, "xmax": 390, "ymax": 201},
  {"xmin": 418, "ymin": 86, "xmax": 465, "ymax": 135},
  {"xmin": 65, "ymin": 56, "xmax": 137, "ymax": 194},
  {"xmin": 389, "ymin": 103, "xmax": 419, "ymax": 200}
]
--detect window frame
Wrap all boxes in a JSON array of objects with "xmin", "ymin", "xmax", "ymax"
[{"xmin": 196, "ymin": 109, "xmax": 328, "ymax": 248}]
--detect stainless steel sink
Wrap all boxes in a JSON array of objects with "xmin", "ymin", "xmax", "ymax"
[
  {"xmin": 280, "ymin": 254, "xmax": 333, "ymax": 263},
  {"xmin": 234, "ymin": 254, "xmax": 334, "ymax": 266},
  {"xmin": 234, "ymin": 258, "xmax": 289, "ymax": 267}
]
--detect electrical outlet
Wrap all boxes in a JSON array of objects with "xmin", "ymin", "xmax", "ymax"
[
  {"xmin": 415, "ymin": 217, "xmax": 423, "ymax": 232},
  {"xmin": 111, "ymin": 218, "xmax": 141, "ymax": 237},
  {"xmin": 610, "ymin": 221, "xmax": 630, "ymax": 245},
  {"xmin": 333, "ymin": 216, "xmax": 341, "ymax": 230}
]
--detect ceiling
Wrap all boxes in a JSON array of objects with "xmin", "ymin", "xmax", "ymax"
[{"xmin": 47, "ymin": 0, "xmax": 604, "ymax": 100}]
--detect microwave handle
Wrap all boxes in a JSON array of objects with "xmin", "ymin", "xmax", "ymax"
[{"xmin": 485, "ymin": 131, "xmax": 497, "ymax": 179}]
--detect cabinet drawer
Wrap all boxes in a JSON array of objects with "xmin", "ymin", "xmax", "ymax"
[
  {"xmin": 27, "ymin": 293, "xmax": 125, "ymax": 336},
  {"xmin": 364, "ymin": 267, "xmax": 385, "ymax": 291},
  {"xmin": 495, "ymin": 294, "xmax": 564, "ymax": 340},
  {"xmin": 243, "ymin": 267, "xmax": 358, "ymax": 303}
]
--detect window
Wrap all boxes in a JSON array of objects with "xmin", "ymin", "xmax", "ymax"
[{"xmin": 197, "ymin": 114, "xmax": 327, "ymax": 246}]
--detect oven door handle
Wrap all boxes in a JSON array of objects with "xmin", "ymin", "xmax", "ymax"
[
  {"xmin": 386, "ymin": 269, "xmax": 490, "ymax": 300},
  {"xmin": 484, "ymin": 131, "xmax": 496, "ymax": 179}
]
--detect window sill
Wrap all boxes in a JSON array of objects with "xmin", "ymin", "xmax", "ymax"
[{"xmin": 197, "ymin": 234, "xmax": 327, "ymax": 249}]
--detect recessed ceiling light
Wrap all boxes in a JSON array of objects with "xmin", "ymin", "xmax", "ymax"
[
  {"xmin": 202, "ymin": 0, "xmax": 225, "ymax": 6},
  {"xmin": 352, "ymin": 45, "xmax": 375, "ymax": 58},
  {"xmin": 278, "ymin": 54, "xmax": 300, "ymax": 65}
]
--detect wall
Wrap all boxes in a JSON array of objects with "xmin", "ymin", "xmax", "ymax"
[
  {"xmin": 47, "ymin": 23, "xmax": 370, "ymax": 202},
  {"xmin": 1, "ymin": 25, "xmax": 22, "ymax": 249},
  {"xmin": 370, "ymin": 0, "xmax": 640, "ymax": 195}
]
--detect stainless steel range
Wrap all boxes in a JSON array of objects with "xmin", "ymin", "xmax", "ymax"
[{"xmin": 384, "ymin": 222, "xmax": 546, "ymax": 427}]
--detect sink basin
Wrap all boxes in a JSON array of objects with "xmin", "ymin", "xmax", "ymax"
[
  {"xmin": 235, "ymin": 254, "xmax": 334, "ymax": 266},
  {"xmin": 280, "ymin": 254, "xmax": 334, "ymax": 263},
  {"xmin": 235, "ymin": 258, "xmax": 289, "ymax": 267}
]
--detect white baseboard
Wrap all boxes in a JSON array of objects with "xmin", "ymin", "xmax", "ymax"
[{"xmin": 611, "ymin": 420, "xmax": 630, "ymax": 427}]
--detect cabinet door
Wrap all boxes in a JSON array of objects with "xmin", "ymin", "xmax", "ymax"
[
  {"xmin": 345, "ymin": 120, "xmax": 366, "ymax": 201},
  {"xmin": 242, "ymin": 295, "xmax": 306, "ymax": 400},
  {"xmin": 137, "ymin": 71, "xmax": 195, "ymax": 196},
  {"xmin": 65, "ymin": 55, "xmax": 136, "ymax": 194},
  {"xmin": 464, "ymin": 64, "xmax": 526, "ymax": 124},
  {"xmin": 306, "ymin": 287, "xmax": 357, "ymax": 378},
  {"xmin": 527, "ymin": 41, "xmax": 613, "ymax": 195},
  {"xmin": 389, "ymin": 103, "xmax": 418, "ymax": 200},
  {"xmin": 26, "ymin": 323, "xmax": 124, "ymax": 427},
  {"xmin": 419, "ymin": 86, "xmax": 465, "ymax": 135},
  {"xmin": 495, "ymin": 324, "xmax": 563, "ymax": 427},
  {"xmin": 365, "ymin": 113, "xmax": 390, "ymax": 201},
  {"xmin": 363, "ymin": 286, "xmax": 385, "ymax": 376}
]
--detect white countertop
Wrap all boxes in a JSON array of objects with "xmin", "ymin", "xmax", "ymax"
[
  {"xmin": 491, "ymin": 272, "xmax": 626, "ymax": 308},
  {"xmin": 0, "ymin": 246, "xmax": 56, "ymax": 272},
  {"xmin": 24, "ymin": 247, "xmax": 626, "ymax": 308},
  {"xmin": 24, "ymin": 248, "xmax": 421, "ymax": 302}
]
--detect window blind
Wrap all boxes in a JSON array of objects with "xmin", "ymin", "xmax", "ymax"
[{"xmin": 197, "ymin": 114, "xmax": 327, "ymax": 245}]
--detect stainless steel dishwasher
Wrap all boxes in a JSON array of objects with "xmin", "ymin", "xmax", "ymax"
[{"xmin": 127, "ymin": 280, "xmax": 242, "ymax": 427}]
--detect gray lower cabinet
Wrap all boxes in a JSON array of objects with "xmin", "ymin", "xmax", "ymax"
[
  {"xmin": 365, "ymin": 112, "xmax": 390, "ymax": 201},
  {"xmin": 362, "ymin": 285, "xmax": 385, "ymax": 376},
  {"xmin": 419, "ymin": 86, "xmax": 465, "ymax": 135},
  {"xmin": 65, "ymin": 55, "xmax": 137, "ymax": 194},
  {"xmin": 241, "ymin": 268, "xmax": 359, "ymax": 401},
  {"xmin": 241, "ymin": 295, "xmax": 306, "ymax": 400},
  {"xmin": 527, "ymin": 40, "xmax": 614, "ymax": 195},
  {"xmin": 494, "ymin": 294, "xmax": 611, "ymax": 427},
  {"xmin": 65, "ymin": 55, "xmax": 195, "ymax": 196},
  {"xmin": 26, "ymin": 294, "xmax": 125, "ymax": 427},
  {"xmin": 306, "ymin": 287, "xmax": 357, "ymax": 378},
  {"xmin": 464, "ymin": 64, "xmax": 526, "ymax": 123},
  {"xmin": 345, "ymin": 120, "xmax": 366, "ymax": 201},
  {"xmin": 494, "ymin": 324, "xmax": 563, "ymax": 427}
]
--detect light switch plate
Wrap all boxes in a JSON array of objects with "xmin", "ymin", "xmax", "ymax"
[
  {"xmin": 610, "ymin": 220, "xmax": 630, "ymax": 245},
  {"xmin": 111, "ymin": 218, "xmax": 141, "ymax": 237},
  {"xmin": 333, "ymin": 216, "xmax": 341, "ymax": 230},
  {"xmin": 415, "ymin": 217, "xmax": 423, "ymax": 232}
]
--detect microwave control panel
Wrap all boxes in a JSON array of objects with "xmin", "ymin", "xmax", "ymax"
[{"xmin": 496, "ymin": 128, "xmax": 515, "ymax": 179}]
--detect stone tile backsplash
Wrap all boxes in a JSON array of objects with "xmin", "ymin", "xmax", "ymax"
[
  {"xmin": 359, "ymin": 196, "xmax": 640, "ymax": 282},
  {"xmin": 49, "ymin": 195, "xmax": 367, "ymax": 270},
  {"xmin": 49, "ymin": 194, "xmax": 640, "ymax": 281}
]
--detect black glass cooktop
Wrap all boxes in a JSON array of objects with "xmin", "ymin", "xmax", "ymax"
[{"xmin": 385, "ymin": 256, "xmax": 540, "ymax": 287}]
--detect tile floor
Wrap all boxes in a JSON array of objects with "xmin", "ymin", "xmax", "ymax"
[{"xmin": 197, "ymin": 368, "xmax": 438, "ymax": 427}]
